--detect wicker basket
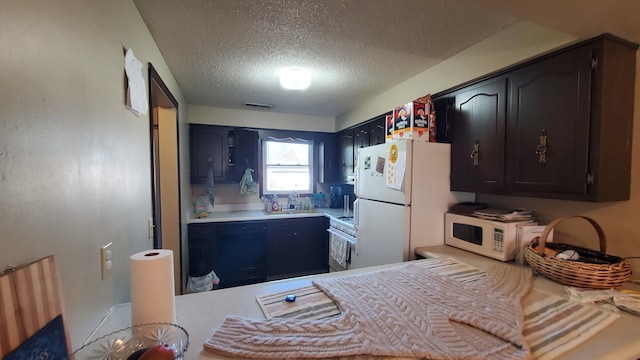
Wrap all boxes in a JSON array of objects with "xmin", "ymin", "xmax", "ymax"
[{"xmin": 524, "ymin": 215, "xmax": 632, "ymax": 289}]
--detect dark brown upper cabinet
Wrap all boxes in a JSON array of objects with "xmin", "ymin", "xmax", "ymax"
[
  {"xmin": 432, "ymin": 96, "xmax": 455, "ymax": 143},
  {"xmin": 330, "ymin": 112, "xmax": 389, "ymax": 183},
  {"xmin": 232, "ymin": 128, "xmax": 259, "ymax": 182},
  {"xmin": 337, "ymin": 128, "xmax": 354, "ymax": 182},
  {"xmin": 450, "ymin": 78, "xmax": 507, "ymax": 194},
  {"xmin": 368, "ymin": 115, "xmax": 387, "ymax": 146},
  {"xmin": 353, "ymin": 123, "xmax": 369, "ymax": 149},
  {"xmin": 505, "ymin": 44, "xmax": 592, "ymax": 196},
  {"xmin": 441, "ymin": 34, "xmax": 637, "ymax": 202},
  {"xmin": 190, "ymin": 124, "xmax": 259, "ymax": 184},
  {"xmin": 354, "ymin": 114, "xmax": 387, "ymax": 150},
  {"xmin": 190, "ymin": 124, "xmax": 228, "ymax": 184}
]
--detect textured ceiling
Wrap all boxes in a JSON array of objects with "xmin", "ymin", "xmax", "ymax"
[
  {"xmin": 133, "ymin": 0, "xmax": 517, "ymax": 117},
  {"xmin": 133, "ymin": 0, "xmax": 640, "ymax": 118}
]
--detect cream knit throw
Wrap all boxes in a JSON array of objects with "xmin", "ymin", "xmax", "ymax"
[{"xmin": 204, "ymin": 263, "xmax": 533, "ymax": 359}]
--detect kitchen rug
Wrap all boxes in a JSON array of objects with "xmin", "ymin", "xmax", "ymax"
[{"xmin": 255, "ymin": 258, "xmax": 619, "ymax": 360}]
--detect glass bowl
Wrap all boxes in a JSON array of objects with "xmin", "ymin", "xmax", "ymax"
[{"xmin": 69, "ymin": 322, "xmax": 189, "ymax": 360}]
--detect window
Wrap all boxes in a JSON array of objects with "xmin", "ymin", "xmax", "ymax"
[{"xmin": 262, "ymin": 139, "xmax": 314, "ymax": 195}]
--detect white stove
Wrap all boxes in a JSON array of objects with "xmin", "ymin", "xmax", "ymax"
[
  {"xmin": 329, "ymin": 216, "xmax": 355, "ymax": 236},
  {"xmin": 328, "ymin": 216, "xmax": 356, "ymax": 271}
]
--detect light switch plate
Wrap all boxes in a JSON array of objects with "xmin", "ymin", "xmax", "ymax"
[
  {"xmin": 148, "ymin": 218, "xmax": 154, "ymax": 239},
  {"xmin": 100, "ymin": 242, "xmax": 113, "ymax": 280}
]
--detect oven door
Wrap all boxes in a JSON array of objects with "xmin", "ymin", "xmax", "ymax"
[{"xmin": 327, "ymin": 228, "xmax": 355, "ymax": 272}]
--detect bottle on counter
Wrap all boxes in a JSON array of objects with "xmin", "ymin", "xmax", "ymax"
[
  {"xmin": 263, "ymin": 196, "xmax": 272, "ymax": 213},
  {"xmin": 271, "ymin": 194, "xmax": 279, "ymax": 211},
  {"xmin": 195, "ymin": 194, "xmax": 209, "ymax": 218}
]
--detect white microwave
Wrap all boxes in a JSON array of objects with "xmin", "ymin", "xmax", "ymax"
[{"xmin": 444, "ymin": 213, "xmax": 533, "ymax": 261}]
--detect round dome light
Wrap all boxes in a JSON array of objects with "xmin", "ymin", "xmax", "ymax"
[{"xmin": 279, "ymin": 68, "xmax": 311, "ymax": 90}]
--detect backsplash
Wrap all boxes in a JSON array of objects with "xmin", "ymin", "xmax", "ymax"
[
  {"xmin": 191, "ymin": 182, "xmax": 354, "ymax": 211},
  {"xmin": 191, "ymin": 183, "xmax": 262, "ymax": 211}
]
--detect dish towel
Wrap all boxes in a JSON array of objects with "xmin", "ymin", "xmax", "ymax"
[
  {"xmin": 239, "ymin": 168, "xmax": 257, "ymax": 195},
  {"xmin": 330, "ymin": 235, "xmax": 348, "ymax": 267},
  {"xmin": 206, "ymin": 162, "xmax": 215, "ymax": 206}
]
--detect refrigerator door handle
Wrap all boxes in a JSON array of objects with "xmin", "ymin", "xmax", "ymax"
[
  {"xmin": 354, "ymin": 198, "xmax": 360, "ymax": 229},
  {"xmin": 353, "ymin": 164, "xmax": 359, "ymax": 197}
]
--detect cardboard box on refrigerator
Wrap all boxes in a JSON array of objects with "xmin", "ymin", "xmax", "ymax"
[
  {"xmin": 385, "ymin": 113, "xmax": 394, "ymax": 143},
  {"xmin": 414, "ymin": 94, "xmax": 436, "ymax": 142},
  {"xmin": 393, "ymin": 102, "xmax": 412, "ymax": 141},
  {"xmin": 515, "ymin": 223, "xmax": 554, "ymax": 265},
  {"xmin": 393, "ymin": 94, "xmax": 434, "ymax": 142}
]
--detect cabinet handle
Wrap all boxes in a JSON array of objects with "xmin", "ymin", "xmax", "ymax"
[
  {"xmin": 470, "ymin": 139, "xmax": 480, "ymax": 166},
  {"xmin": 535, "ymin": 130, "xmax": 548, "ymax": 167}
]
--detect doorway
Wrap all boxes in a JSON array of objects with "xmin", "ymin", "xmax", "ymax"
[{"xmin": 148, "ymin": 63, "xmax": 183, "ymax": 294}]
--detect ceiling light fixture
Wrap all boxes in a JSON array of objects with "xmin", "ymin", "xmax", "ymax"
[{"xmin": 279, "ymin": 68, "xmax": 311, "ymax": 90}]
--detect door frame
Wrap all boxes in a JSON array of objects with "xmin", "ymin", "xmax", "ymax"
[{"xmin": 148, "ymin": 63, "xmax": 183, "ymax": 291}]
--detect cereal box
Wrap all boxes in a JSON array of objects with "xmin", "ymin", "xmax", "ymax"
[
  {"xmin": 393, "ymin": 102, "xmax": 413, "ymax": 140},
  {"xmin": 412, "ymin": 101, "xmax": 430, "ymax": 142},
  {"xmin": 393, "ymin": 95, "xmax": 435, "ymax": 141},
  {"xmin": 385, "ymin": 114, "xmax": 394, "ymax": 142},
  {"xmin": 414, "ymin": 94, "xmax": 435, "ymax": 142}
]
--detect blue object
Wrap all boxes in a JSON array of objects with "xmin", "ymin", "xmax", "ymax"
[
  {"xmin": 5, "ymin": 314, "xmax": 68, "ymax": 360},
  {"xmin": 285, "ymin": 295, "xmax": 296, "ymax": 302}
]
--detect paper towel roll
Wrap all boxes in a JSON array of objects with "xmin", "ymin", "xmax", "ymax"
[{"xmin": 130, "ymin": 249, "xmax": 176, "ymax": 325}]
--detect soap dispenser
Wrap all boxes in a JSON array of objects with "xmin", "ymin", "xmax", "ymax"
[{"xmin": 263, "ymin": 196, "xmax": 272, "ymax": 213}]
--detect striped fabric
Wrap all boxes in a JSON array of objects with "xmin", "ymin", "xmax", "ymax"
[
  {"xmin": 256, "ymin": 258, "xmax": 619, "ymax": 360},
  {"xmin": 523, "ymin": 289, "xmax": 619, "ymax": 360}
]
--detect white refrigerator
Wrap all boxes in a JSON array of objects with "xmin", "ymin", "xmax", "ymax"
[{"xmin": 352, "ymin": 140, "xmax": 475, "ymax": 268}]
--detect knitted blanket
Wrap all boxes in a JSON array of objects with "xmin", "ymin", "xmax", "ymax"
[{"xmin": 204, "ymin": 263, "xmax": 533, "ymax": 359}]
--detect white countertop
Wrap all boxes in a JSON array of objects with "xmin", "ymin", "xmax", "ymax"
[{"xmin": 87, "ymin": 245, "xmax": 640, "ymax": 360}]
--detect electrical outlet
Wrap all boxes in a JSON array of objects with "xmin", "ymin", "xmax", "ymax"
[{"xmin": 100, "ymin": 242, "xmax": 113, "ymax": 280}]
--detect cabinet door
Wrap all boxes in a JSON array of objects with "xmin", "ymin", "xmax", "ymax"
[
  {"xmin": 216, "ymin": 221, "xmax": 268, "ymax": 288},
  {"xmin": 433, "ymin": 96, "xmax": 454, "ymax": 143},
  {"xmin": 233, "ymin": 128, "xmax": 259, "ymax": 182},
  {"xmin": 267, "ymin": 217, "xmax": 328, "ymax": 279},
  {"xmin": 451, "ymin": 78, "xmax": 507, "ymax": 193},
  {"xmin": 353, "ymin": 123, "xmax": 369, "ymax": 149},
  {"xmin": 189, "ymin": 124, "xmax": 229, "ymax": 184},
  {"xmin": 319, "ymin": 134, "xmax": 338, "ymax": 183},
  {"xmin": 337, "ymin": 129, "xmax": 354, "ymax": 181},
  {"xmin": 506, "ymin": 45, "xmax": 592, "ymax": 195},
  {"xmin": 368, "ymin": 115, "xmax": 387, "ymax": 146},
  {"xmin": 187, "ymin": 223, "xmax": 216, "ymax": 278}
]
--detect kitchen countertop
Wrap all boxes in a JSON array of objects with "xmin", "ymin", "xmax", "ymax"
[
  {"xmin": 85, "ymin": 245, "xmax": 640, "ymax": 360},
  {"xmin": 188, "ymin": 206, "xmax": 349, "ymax": 223}
]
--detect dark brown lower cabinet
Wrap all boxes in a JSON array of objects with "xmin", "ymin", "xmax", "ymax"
[
  {"xmin": 215, "ymin": 221, "xmax": 268, "ymax": 289},
  {"xmin": 267, "ymin": 217, "xmax": 329, "ymax": 280},
  {"xmin": 188, "ymin": 216, "xmax": 329, "ymax": 290}
]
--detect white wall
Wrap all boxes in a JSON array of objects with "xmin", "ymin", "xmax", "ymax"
[
  {"xmin": 189, "ymin": 105, "xmax": 335, "ymax": 132},
  {"xmin": 336, "ymin": 22, "xmax": 576, "ymax": 129},
  {"xmin": 0, "ymin": 0, "xmax": 188, "ymax": 349}
]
